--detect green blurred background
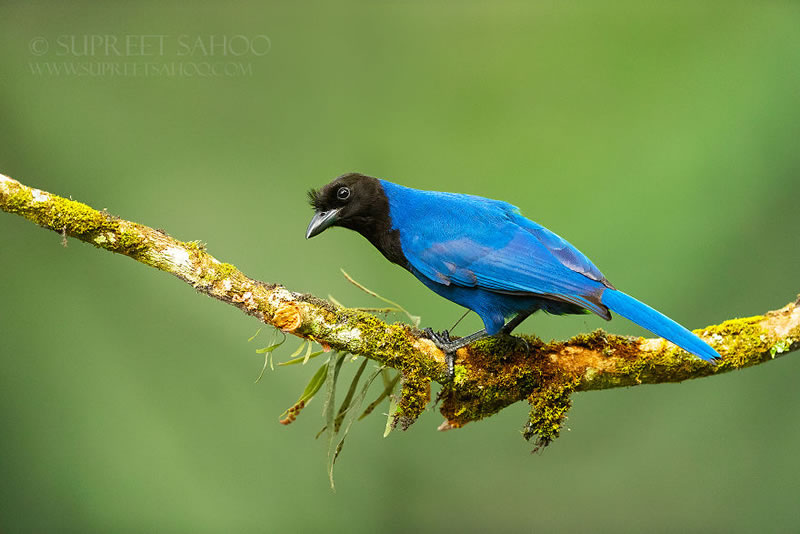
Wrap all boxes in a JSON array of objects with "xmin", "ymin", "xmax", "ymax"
[{"xmin": 2, "ymin": 1, "xmax": 799, "ymax": 532}]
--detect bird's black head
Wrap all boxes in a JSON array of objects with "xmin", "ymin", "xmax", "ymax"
[
  {"xmin": 306, "ymin": 172, "xmax": 408, "ymax": 267},
  {"xmin": 305, "ymin": 172, "xmax": 386, "ymax": 239}
]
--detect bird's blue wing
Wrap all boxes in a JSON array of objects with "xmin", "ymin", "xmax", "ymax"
[
  {"xmin": 382, "ymin": 183, "xmax": 612, "ymax": 317},
  {"xmin": 510, "ymin": 214, "xmax": 613, "ymax": 289}
]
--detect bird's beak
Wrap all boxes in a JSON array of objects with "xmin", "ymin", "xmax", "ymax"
[{"xmin": 305, "ymin": 208, "xmax": 341, "ymax": 239}]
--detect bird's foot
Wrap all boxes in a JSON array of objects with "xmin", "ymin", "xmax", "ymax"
[
  {"xmin": 422, "ymin": 327, "xmax": 490, "ymax": 379},
  {"xmin": 509, "ymin": 334, "xmax": 530, "ymax": 353},
  {"xmin": 423, "ymin": 328, "xmax": 458, "ymax": 379},
  {"xmin": 423, "ymin": 327, "xmax": 454, "ymax": 347}
]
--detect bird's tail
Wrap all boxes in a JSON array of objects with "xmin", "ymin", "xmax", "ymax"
[{"xmin": 601, "ymin": 289, "xmax": 720, "ymax": 361}]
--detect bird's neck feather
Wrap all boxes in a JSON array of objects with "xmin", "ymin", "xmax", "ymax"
[
  {"xmin": 367, "ymin": 227, "xmax": 407, "ymax": 267},
  {"xmin": 343, "ymin": 179, "xmax": 409, "ymax": 268},
  {"xmin": 347, "ymin": 215, "xmax": 408, "ymax": 268}
]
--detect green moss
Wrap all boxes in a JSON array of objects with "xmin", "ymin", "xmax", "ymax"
[
  {"xmin": 577, "ymin": 314, "xmax": 778, "ymax": 391},
  {"xmin": 393, "ymin": 369, "xmax": 431, "ymax": 430},
  {"xmin": 569, "ymin": 329, "xmax": 640, "ymax": 358},
  {"xmin": 701, "ymin": 315, "xmax": 772, "ymax": 371},
  {"xmin": 437, "ymin": 334, "xmax": 552, "ymax": 429},
  {"xmin": 319, "ymin": 309, "xmax": 439, "ymax": 375},
  {"xmin": 216, "ymin": 262, "xmax": 237, "ymax": 279},
  {"xmin": 524, "ymin": 377, "xmax": 580, "ymax": 451},
  {"xmin": 770, "ymin": 338, "xmax": 795, "ymax": 357},
  {"xmin": 48, "ymin": 196, "xmax": 108, "ymax": 234},
  {"xmin": 290, "ymin": 303, "xmax": 443, "ymax": 432},
  {"xmin": 452, "ymin": 365, "xmax": 468, "ymax": 386},
  {"xmin": 115, "ymin": 228, "xmax": 149, "ymax": 257},
  {"xmin": 791, "ymin": 324, "xmax": 800, "ymax": 341},
  {"xmin": 3, "ymin": 186, "xmax": 34, "ymax": 214},
  {"xmin": 194, "ymin": 259, "xmax": 241, "ymax": 287},
  {"xmin": 5, "ymin": 186, "xmax": 107, "ymax": 235},
  {"xmin": 471, "ymin": 332, "xmax": 545, "ymax": 357},
  {"xmin": 569, "ymin": 329, "xmax": 611, "ymax": 350},
  {"xmin": 2, "ymin": 182, "xmax": 156, "ymax": 259}
]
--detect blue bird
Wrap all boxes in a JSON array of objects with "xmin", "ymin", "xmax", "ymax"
[{"xmin": 306, "ymin": 173, "xmax": 720, "ymax": 375}]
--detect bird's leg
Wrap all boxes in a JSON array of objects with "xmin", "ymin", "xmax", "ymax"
[
  {"xmin": 424, "ymin": 311, "xmax": 534, "ymax": 378},
  {"xmin": 423, "ymin": 327, "xmax": 488, "ymax": 379},
  {"xmin": 423, "ymin": 328, "xmax": 488, "ymax": 353},
  {"xmin": 499, "ymin": 311, "xmax": 533, "ymax": 335},
  {"xmin": 498, "ymin": 311, "xmax": 534, "ymax": 352}
]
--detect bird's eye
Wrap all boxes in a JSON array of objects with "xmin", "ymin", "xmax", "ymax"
[{"xmin": 336, "ymin": 186, "xmax": 351, "ymax": 201}]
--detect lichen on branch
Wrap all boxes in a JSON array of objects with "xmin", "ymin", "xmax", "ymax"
[{"xmin": 2, "ymin": 172, "xmax": 798, "ymax": 448}]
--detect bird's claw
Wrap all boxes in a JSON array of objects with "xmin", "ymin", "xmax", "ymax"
[
  {"xmin": 422, "ymin": 328, "xmax": 457, "ymax": 380},
  {"xmin": 513, "ymin": 335, "xmax": 530, "ymax": 353},
  {"xmin": 423, "ymin": 327, "xmax": 454, "ymax": 345}
]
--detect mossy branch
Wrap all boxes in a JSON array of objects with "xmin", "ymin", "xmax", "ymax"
[{"xmin": 3, "ymin": 173, "xmax": 798, "ymax": 448}]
